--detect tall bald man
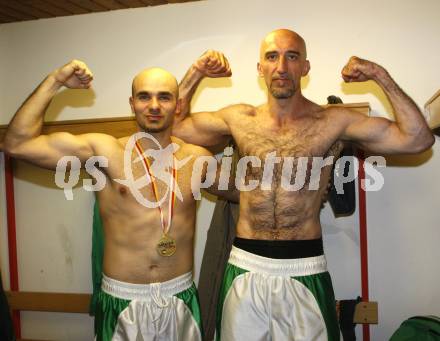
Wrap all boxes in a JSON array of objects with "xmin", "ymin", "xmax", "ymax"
[
  {"xmin": 174, "ymin": 29, "xmax": 434, "ymax": 340},
  {"xmin": 4, "ymin": 59, "xmax": 230, "ymax": 340}
]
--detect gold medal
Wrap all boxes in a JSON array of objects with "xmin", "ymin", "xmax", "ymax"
[
  {"xmin": 135, "ymin": 141, "xmax": 178, "ymax": 258},
  {"xmin": 157, "ymin": 234, "xmax": 177, "ymax": 257}
]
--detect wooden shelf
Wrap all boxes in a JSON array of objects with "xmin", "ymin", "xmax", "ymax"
[
  {"xmin": 6, "ymin": 291, "xmax": 91, "ymax": 313},
  {"xmin": 0, "ymin": 103, "xmax": 370, "ymax": 151},
  {"xmin": 425, "ymin": 89, "xmax": 440, "ymax": 129}
]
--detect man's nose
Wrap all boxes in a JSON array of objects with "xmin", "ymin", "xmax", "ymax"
[
  {"xmin": 276, "ymin": 56, "xmax": 287, "ymax": 74},
  {"xmin": 150, "ymin": 97, "xmax": 160, "ymax": 111}
]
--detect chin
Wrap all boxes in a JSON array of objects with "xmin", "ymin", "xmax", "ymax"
[
  {"xmin": 271, "ymin": 89, "xmax": 295, "ymax": 99},
  {"xmin": 144, "ymin": 126, "xmax": 167, "ymax": 133}
]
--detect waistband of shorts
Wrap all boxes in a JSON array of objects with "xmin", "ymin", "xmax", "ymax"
[
  {"xmin": 101, "ymin": 271, "xmax": 193, "ymax": 300},
  {"xmin": 233, "ymin": 237, "xmax": 323, "ymax": 259},
  {"xmin": 229, "ymin": 245, "xmax": 327, "ymax": 277}
]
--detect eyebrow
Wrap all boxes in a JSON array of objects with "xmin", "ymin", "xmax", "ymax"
[
  {"xmin": 265, "ymin": 50, "xmax": 301, "ymax": 57},
  {"xmin": 158, "ymin": 91, "xmax": 173, "ymax": 97},
  {"xmin": 286, "ymin": 50, "xmax": 301, "ymax": 55}
]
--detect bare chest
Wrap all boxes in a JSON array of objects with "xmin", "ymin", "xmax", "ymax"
[
  {"xmin": 233, "ymin": 115, "xmax": 335, "ymax": 159},
  {"xmin": 229, "ymin": 113, "xmax": 343, "ymax": 236},
  {"xmin": 101, "ymin": 146, "xmax": 197, "ymax": 214},
  {"xmin": 231, "ymin": 115, "xmax": 342, "ymax": 184}
]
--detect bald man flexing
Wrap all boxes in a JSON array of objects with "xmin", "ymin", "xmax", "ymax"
[
  {"xmin": 3, "ymin": 59, "xmax": 231, "ymax": 340},
  {"xmin": 174, "ymin": 29, "xmax": 434, "ymax": 340}
]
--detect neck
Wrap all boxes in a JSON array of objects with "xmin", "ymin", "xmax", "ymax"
[{"xmin": 267, "ymin": 91, "xmax": 306, "ymax": 124}]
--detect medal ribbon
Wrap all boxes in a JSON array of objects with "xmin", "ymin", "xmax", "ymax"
[{"xmin": 134, "ymin": 141, "xmax": 177, "ymax": 235}]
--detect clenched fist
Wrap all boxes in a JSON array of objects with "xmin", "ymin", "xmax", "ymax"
[
  {"xmin": 341, "ymin": 56, "xmax": 383, "ymax": 83},
  {"xmin": 193, "ymin": 50, "xmax": 232, "ymax": 78},
  {"xmin": 52, "ymin": 60, "xmax": 93, "ymax": 89}
]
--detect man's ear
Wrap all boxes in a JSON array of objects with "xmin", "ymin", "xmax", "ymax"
[
  {"xmin": 129, "ymin": 96, "xmax": 135, "ymax": 113},
  {"xmin": 302, "ymin": 60, "xmax": 311, "ymax": 77},
  {"xmin": 257, "ymin": 62, "xmax": 264, "ymax": 77}
]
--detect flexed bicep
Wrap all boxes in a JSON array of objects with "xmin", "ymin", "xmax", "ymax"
[
  {"xmin": 7, "ymin": 133, "xmax": 98, "ymax": 170},
  {"xmin": 341, "ymin": 57, "xmax": 434, "ymax": 153},
  {"xmin": 3, "ymin": 59, "xmax": 98, "ymax": 169}
]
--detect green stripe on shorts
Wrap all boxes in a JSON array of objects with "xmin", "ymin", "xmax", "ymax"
[{"xmin": 216, "ymin": 263, "xmax": 248, "ymax": 341}]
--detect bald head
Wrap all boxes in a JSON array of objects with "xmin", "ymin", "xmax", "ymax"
[
  {"xmin": 260, "ymin": 29, "xmax": 307, "ymax": 61},
  {"xmin": 131, "ymin": 67, "xmax": 179, "ymax": 98}
]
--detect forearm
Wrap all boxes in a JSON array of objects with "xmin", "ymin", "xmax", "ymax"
[
  {"xmin": 5, "ymin": 74, "xmax": 62, "ymax": 149},
  {"xmin": 374, "ymin": 67, "xmax": 431, "ymax": 139},
  {"xmin": 205, "ymin": 158, "xmax": 240, "ymax": 203},
  {"xmin": 178, "ymin": 65, "xmax": 204, "ymax": 120}
]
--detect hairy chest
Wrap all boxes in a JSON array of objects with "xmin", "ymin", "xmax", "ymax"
[{"xmin": 231, "ymin": 115, "xmax": 342, "ymax": 182}]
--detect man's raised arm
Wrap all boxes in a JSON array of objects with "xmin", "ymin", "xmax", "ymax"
[
  {"xmin": 4, "ymin": 60, "xmax": 106, "ymax": 169},
  {"xmin": 177, "ymin": 50, "xmax": 231, "ymax": 120},
  {"xmin": 174, "ymin": 51, "xmax": 235, "ymax": 147},
  {"xmin": 338, "ymin": 56, "xmax": 434, "ymax": 154}
]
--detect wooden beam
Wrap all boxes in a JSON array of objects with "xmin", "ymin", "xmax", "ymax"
[
  {"xmin": 40, "ymin": 0, "xmax": 90, "ymax": 15},
  {"xmin": 324, "ymin": 102, "xmax": 370, "ymax": 116},
  {"xmin": 37, "ymin": 116, "xmax": 139, "ymax": 136},
  {"xmin": 6, "ymin": 291, "xmax": 91, "ymax": 313},
  {"xmin": 0, "ymin": 5, "xmax": 37, "ymax": 21},
  {"xmin": 425, "ymin": 89, "xmax": 440, "ymax": 129},
  {"xmin": 0, "ymin": 12, "xmax": 17, "ymax": 23},
  {"xmin": 167, "ymin": 0, "xmax": 201, "ymax": 3},
  {"xmin": 67, "ymin": 0, "xmax": 108, "ymax": 12},
  {"xmin": 0, "ymin": 116, "xmax": 138, "ymax": 150},
  {"xmin": 1, "ymin": 1, "xmax": 53, "ymax": 19},
  {"xmin": 26, "ymin": 0, "xmax": 72, "ymax": 17},
  {"xmin": 117, "ymin": 0, "xmax": 150, "ymax": 7},
  {"xmin": 0, "ymin": 103, "xmax": 370, "ymax": 151},
  {"xmin": 142, "ymin": 0, "xmax": 168, "ymax": 6},
  {"xmin": 91, "ymin": 0, "xmax": 125, "ymax": 10}
]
